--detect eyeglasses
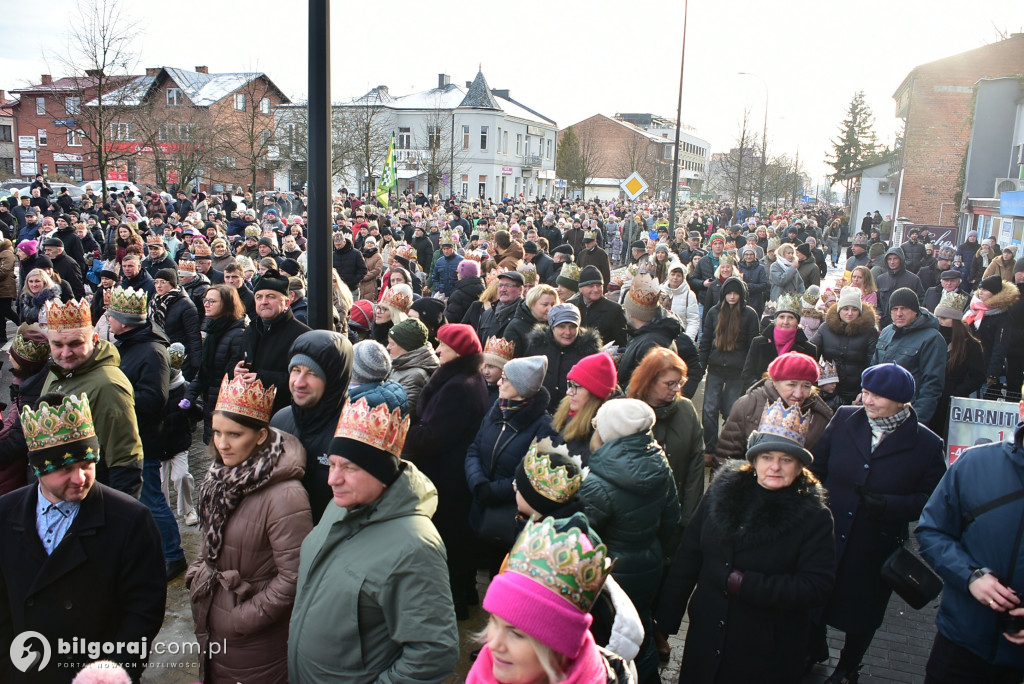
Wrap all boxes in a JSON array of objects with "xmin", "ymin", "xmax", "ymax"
[
  {"xmin": 662, "ymin": 379, "xmax": 683, "ymax": 391},
  {"xmin": 566, "ymin": 380, "xmax": 581, "ymax": 394},
  {"xmin": 202, "ymin": 299, "xmax": 217, "ymax": 305}
]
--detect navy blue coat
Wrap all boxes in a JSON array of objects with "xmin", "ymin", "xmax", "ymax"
[{"xmin": 811, "ymin": 406, "xmax": 946, "ymax": 632}]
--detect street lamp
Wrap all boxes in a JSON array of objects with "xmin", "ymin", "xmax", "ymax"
[
  {"xmin": 667, "ymin": 0, "xmax": 689, "ymax": 236},
  {"xmin": 738, "ymin": 72, "xmax": 768, "ymax": 216}
]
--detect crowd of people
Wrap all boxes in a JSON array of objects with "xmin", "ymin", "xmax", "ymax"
[{"xmin": 0, "ymin": 181, "xmax": 1023, "ymax": 684}]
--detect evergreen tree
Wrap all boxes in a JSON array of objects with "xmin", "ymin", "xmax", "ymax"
[
  {"xmin": 556, "ymin": 126, "xmax": 585, "ymax": 196},
  {"xmin": 826, "ymin": 91, "xmax": 880, "ymax": 199}
]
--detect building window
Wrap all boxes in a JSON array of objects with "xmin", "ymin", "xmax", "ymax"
[
  {"xmin": 67, "ymin": 129, "xmax": 83, "ymax": 146},
  {"xmin": 167, "ymin": 88, "xmax": 183, "ymax": 106},
  {"xmin": 397, "ymin": 127, "xmax": 411, "ymax": 149},
  {"xmin": 37, "ymin": 129, "xmax": 47, "ymax": 147},
  {"xmin": 216, "ymin": 156, "xmax": 237, "ymax": 168},
  {"xmin": 55, "ymin": 164, "xmax": 83, "ymax": 181},
  {"xmin": 0, "ymin": 157, "xmax": 13, "ymax": 177},
  {"xmin": 0, "ymin": 125, "xmax": 11, "ymax": 143},
  {"xmin": 65, "ymin": 97, "xmax": 80, "ymax": 115},
  {"xmin": 547, "ymin": 139, "xmax": 552, "ymax": 159},
  {"xmin": 480, "ymin": 126, "xmax": 488, "ymax": 151},
  {"xmin": 35, "ymin": 98, "xmax": 45, "ymax": 115},
  {"xmin": 261, "ymin": 130, "xmax": 272, "ymax": 145},
  {"xmin": 503, "ymin": 130, "xmax": 509, "ymax": 154},
  {"xmin": 427, "ymin": 126, "xmax": 441, "ymax": 150},
  {"xmin": 525, "ymin": 136, "xmax": 531, "ymax": 157},
  {"xmin": 234, "ymin": 94, "xmax": 245, "ymax": 111},
  {"xmin": 40, "ymin": 164, "xmax": 48, "ymax": 176},
  {"xmin": 463, "ymin": 125, "xmax": 470, "ymax": 150},
  {"xmin": 110, "ymin": 122, "xmax": 132, "ymax": 141},
  {"xmin": 516, "ymin": 134, "xmax": 522, "ymax": 155},
  {"xmin": 260, "ymin": 98, "xmax": 270, "ymax": 115}
]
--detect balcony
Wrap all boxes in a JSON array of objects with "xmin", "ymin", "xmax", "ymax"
[
  {"xmin": 522, "ymin": 155, "xmax": 543, "ymax": 168},
  {"xmin": 396, "ymin": 148, "xmax": 431, "ymax": 163}
]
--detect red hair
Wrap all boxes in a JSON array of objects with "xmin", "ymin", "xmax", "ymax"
[{"xmin": 626, "ymin": 347, "xmax": 688, "ymax": 399}]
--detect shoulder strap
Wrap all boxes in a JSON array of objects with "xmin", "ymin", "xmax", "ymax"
[{"xmin": 962, "ymin": 487, "xmax": 1024, "ymax": 531}]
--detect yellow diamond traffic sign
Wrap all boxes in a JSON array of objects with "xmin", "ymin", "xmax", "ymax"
[{"xmin": 621, "ymin": 172, "xmax": 649, "ymax": 199}]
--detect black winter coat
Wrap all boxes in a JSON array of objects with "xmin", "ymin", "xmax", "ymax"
[
  {"xmin": 618, "ymin": 307, "xmax": 683, "ymax": 389},
  {"xmin": 875, "ymin": 247, "xmax": 924, "ymax": 327},
  {"xmin": 120, "ymin": 269, "xmax": 156, "ymax": 300},
  {"xmin": 50, "ymin": 252, "xmax": 85, "ymax": 299},
  {"xmin": 402, "ymin": 353, "xmax": 490, "ymax": 567},
  {"xmin": 525, "ymin": 325, "xmax": 602, "ymax": 411},
  {"xmin": 55, "ymin": 226, "xmax": 87, "ymax": 276},
  {"xmin": 741, "ymin": 323, "xmax": 817, "ymax": 393},
  {"xmin": 447, "ymin": 276, "xmax": 484, "ymax": 325},
  {"xmin": 0, "ymin": 484, "xmax": 166, "ymax": 684},
  {"xmin": 185, "ymin": 318, "xmax": 245, "ymax": 410},
  {"xmin": 114, "ymin": 322, "xmax": 170, "ymax": 443},
  {"xmin": 699, "ymin": 301, "xmax": 760, "ymax": 379},
  {"xmin": 969, "ymin": 281, "xmax": 1020, "ymax": 378},
  {"xmin": 656, "ymin": 464, "xmax": 834, "ymax": 684},
  {"xmin": 236, "ymin": 309, "xmax": 311, "ymax": 416},
  {"xmin": 502, "ymin": 299, "xmax": 544, "ymax": 359},
  {"xmin": 811, "ymin": 406, "xmax": 946, "ymax": 633},
  {"xmin": 929, "ymin": 328, "xmax": 984, "ymax": 439},
  {"xmin": 269, "ymin": 330, "xmax": 353, "ymax": 523},
  {"xmin": 469, "ymin": 298, "xmax": 519, "ymax": 346},
  {"xmin": 332, "ymin": 242, "xmax": 367, "ymax": 292},
  {"xmin": 533, "ymin": 252, "xmax": 557, "ymax": 286},
  {"xmin": 567, "ymin": 293, "xmax": 627, "ymax": 347},
  {"xmin": 808, "ymin": 304, "xmax": 879, "ymax": 403},
  {"xmin": 154, "ymin": 290, "xmax": 203, "ymax": 381},
  {"xmin": 900, "ymin": 239, "xmax": 927, "ymax": 273}
]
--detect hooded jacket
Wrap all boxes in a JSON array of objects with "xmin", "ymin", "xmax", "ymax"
[
  {"xmin": 389, "ymin": 344, "xmax": 440, "ymax": 416},
  {"xmin": 699, "ymin": 282, "xmax": 760, "ymax": 378},
  {"xmin": 446, "ymin": 276, "xmax": 484, "ymax": 325},
  {"xmin": 659, "ymin": 278, "xmax": 700, "ymax": 341},
  {"xmin": 872, "ymin": 308, "xmax": 947, "ymax": 423},
  {"xmin": 288, "ymin": 463, "xmax": 459, "ymax": 683},
  {"xmin": 270, "ymin": 330, "xmax": 353, "ymax": 523},
  {"xmin": 875, "ymin": 246, "xmax": 925, "ymax": 326},
  {"xmin": 736, "ymin": 259, "xmax": 769, "ymax": 315},
  {"xmin": 809, "ymin": 302, "xmax": 879, "ymax": 402},
  {"xmin": 359, "ymin": 247, "xmax": 383, "ymax": 300},
  {"xmin": 618, "ymin": 307, "xmax": 684, "ymax": 390},
  {"xmin": 650, "ymin": 397, "xmax": 705, "ymax": 527}
]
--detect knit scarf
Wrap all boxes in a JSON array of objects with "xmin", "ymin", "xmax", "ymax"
[
  {"xmin": 963, "ymin": 295, "xmax": 1001, "ymax": 329},
  {"xmin": 867, "ymin": 406, "xmax": 911, "ymax": 452},
  {"xmin": 198, "ymin": 429, "xmax": 282, "ymax": 561},
  {"xmin": 499, "ymin": 398, "xmax": 528, "ymax": 422},
  {"xmin": 150, "ymin": 287, "xmax": 183, "ymax": 329},
  {"xmin": 773, "ymin": 326, "xmax": 798, "ymax": 356}
]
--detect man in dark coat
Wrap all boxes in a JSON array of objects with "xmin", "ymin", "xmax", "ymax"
[
  {"xmin": 523, "ymin": 240, "xmax": 556, "ymax": 286},
  {"xmin": 53, "ymin": 216, "xmax": 87, "ymax": 277},
  {"xmin": 331, "ymin": 230, "xmax": 367, "ymax": 293},
  {"xmin": 874, "ymin": 247, "xmax": 924, "ymax": 327},
  {"xmin": 900, "ymin": 228, "xmax": 927, "ymax": 273},
  {"xmin": 119, "ymin": 254, "xmax": 156, "ymax": 299},
  {"xmin": 469, "ymin": 271, "xmax": 523, "ymax": 345},
  {"xmin": 0, "ymin": 394, "xmax": 166, "ymax": 683},
  {"xmin": 41, "ymin": 237, "xmax": 85, "ymax": 299},
  {"xmin": 577, "ymin": 232, "xmax": 611, "ymax": 288},
  {"xmin": 918, "ymin": 246, "xmax": 954, "ymax": 292},
  {"xmin": 567, "ymin": 265, "xmax": 628, "ymax": 347},
  {"xmin": 107, "ymin": 287, "xmax": 185, "ymax": 580},
  {"xmin": 232, "ymin": 269, "xmax": 311, "ymax": 416},
  {"xmin": 270, "ymin": 330, "xmax": 353, "ymax": 523},
  {"xmin": 141, "ymin": 236, "xmax": 176, "ymax": 277}
]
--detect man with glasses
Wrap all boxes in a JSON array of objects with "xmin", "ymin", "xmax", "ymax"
[{"xmin": 470, "ymin": 271, "xmax": 524, "ymax": 345}]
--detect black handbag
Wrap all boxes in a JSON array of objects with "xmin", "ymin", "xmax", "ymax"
[
  {"xmin": 881, "ymin": 544, "xmax": 943, "ymax": 609},
  {"xmin": 473, "ymin": 502, "xmax": 518, "ymax": 546}
]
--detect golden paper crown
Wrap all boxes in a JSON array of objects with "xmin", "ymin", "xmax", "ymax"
[
  {"xmin": 818, "ymin": 359, "xmax": 840, "ymax": 385},
  {"xmin": 754, "ymin": 399, "xmax": 812, "ymax": 447},
  {"xmin": 776, "ymin": 292, "xmax": 802, "ymax": 316},
  {"xmin": 718, "ymin": 253, "xmax": 735, "ymax": 267},
  {"xmin": 108, "ymin": 286, "xmax": 148, "ymax": 318},
  {"xmin": 517, "ymin": 262, "xmax": 538, "ymax": 286},
  {"xmin": 583, "ymin": 230, "xmax": 597, "ymax": 241},
  {"xmin": 439, "ymin": 229, "xmax": 456, "ymax": 245},
  {"xmin": 558, "ymin": 262, "xmax": 580, "ymax": 281},
  {"xmin": 45, "ymin": 298, "xmax": 92, "ymax": 331},
  {"xmin": 21, "ymin": 393, "xmax": 97, "ymax": 454},
  {"xmin": 245, "ymin": 226, "xmax": 260, "ymax": 238},
  {"xmin": 395, "ymin": 244, "xmax": 417, "ymax": 261},
  {"xmin": 938, "ymin": 290, "xmax": 969, "ymax": 313},
  {"xmin": 483, "ymin": 336, "xmax": 515, "ymax": 363},
  {"xmin": 178, "ymin": 259, "xmax": 197, "ymax": 274},
  {"xmin": 504, "ymin": 519, "xmax": 612, "ymax": 613},
  {"xmin": 146, "ymin": 233, "xmax": 163, "ymax": 245},
  {"xmin": 382, "ymin": 285, "xmax": 412, "ymax": 312},
  {"xmin": 523, "ymin": 437, "xmax": 581, "ymax": 504},
  {"xmin": 629, "ymin": 273, "xmax": 661, "ymax": 308},
  {"xmin": 214, "ymin": 375, "xmax": 276, "ymax": 424},
  {"xmin": 333, "ymin": 397, "xmax": 410, "ymax": 458},
  {"xmin": 191, "ymin": 239, "xmax": 212, "ymax": 257},
  {"xmin": 168, "ymin": 342, "xmax": 187, "ymax": 370}
]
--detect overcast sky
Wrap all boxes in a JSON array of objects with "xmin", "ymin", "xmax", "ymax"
[{"xmin": 3, "ymin": 0, "xmax": 1023, "ymax": 187}]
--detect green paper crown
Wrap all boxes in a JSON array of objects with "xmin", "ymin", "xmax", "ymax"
[
  {"xmin": 504, "ymin": 519, "xmax": 612, "ymax": 613},
  {"xmin": 108, "ymin": 286, "xmax": 148, "ymax": 317},
  {"xmin": 11, "ymin": 325, "xmax": 50, "ymax": 363},
  {"xmin": 558, "ymin": 262, "xmax": 580, "ymax": 281},
  {"xmin": 523, "ymin": 438, "xmax": 581, "ymax": 504},
  {"xmin": 168, "ymin": 342, "xmax": 187, "ymax": 370},
  {"xmin": 776, "ymin": 292, "xmax": 802, "ymax": 316},
  {"xmin": 21, "ymin": 393, "xmax": 97, "ymax": 454}
]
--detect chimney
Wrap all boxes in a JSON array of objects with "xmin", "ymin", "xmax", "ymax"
[
  {"xmin": 146, "ymin": 67, "xmax": 160, "ymax": 77},
  {"xmin": 195, "ymin": 66, "xmax": 209, "ymax": 74},
  {"xmin": 1012, "ymin": 33, "xmax": 1024, "ymax": 39},
  {"xmin": 41, "ymin": 75, "xmax": 52, "ymax": 85},
  {"xmin": 85, "ymin": 69, "xmax": 104, "ymax": 78},
  {"xmin": 377, "ymin": 85, "xmax": 388, "ymax": 95},
  {"xmin": 0, "ymin": 90, "xmax": 5, "ymax": 102},
  {"xmin": 465, "ymin": 81, "xmax": 472, "ymax": 88},
  {"xmin": 438, "ymin": 73, "xmax": 450, "ymax": 88}
]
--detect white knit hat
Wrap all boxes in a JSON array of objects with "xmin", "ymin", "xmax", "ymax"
[
  {"xmin": 837, "ymin": 286, "xmax": 863, "ymax": 312},
  {"xmin": 594, "ymin": 398, "xmax": 655, "ymax": 444}
]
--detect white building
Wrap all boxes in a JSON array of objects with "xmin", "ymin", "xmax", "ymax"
[{"xmin": 334, "ymin": 71, "xmax": 558, "ymax": 201}]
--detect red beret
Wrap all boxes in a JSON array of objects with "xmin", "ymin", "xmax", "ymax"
[
  {"xmin": 437, "ymin": 323, "xmax": 482, "ymax": 356},
  {"xmin": 767, "ymin": 352, "xmax": 819, "ymax": 383}
]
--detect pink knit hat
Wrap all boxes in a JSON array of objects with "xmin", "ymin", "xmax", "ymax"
[
  {"xmin": 483, "ymin": 571, "xmax": 592, "ymax": 658},
  {"xmin": 567, "ymin": 352, "xmax": 617, "ymax": 399}
]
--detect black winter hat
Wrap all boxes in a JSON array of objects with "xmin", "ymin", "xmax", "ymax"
[
  {"xmin": 578, "ymin": 265, "xmax": 604, "ymax": 287},
  {"xmin": 888, "ymin": 287, "xmax": 920, "ymax": 314},
  {"xmin": 154, "ymin": 268, "xmax": 177, "ymax": 285},
  {"xmin": 1015, "ymin": 257, "xmax": 1024, "ymax": 275},
  {"xmin": 253, "ymin": 268, "xmax": 289, "ymax": 295},
  {"xmin": 979, "ymin": 274, "xmax": 1004, "ymax": 294},
  {"xmin": 796, "ymin": 243, "xmax": 812, "ymax": 259},
  {"xmin": 721, "ymin": 276, "xmax": 747, "ymax": 302}
]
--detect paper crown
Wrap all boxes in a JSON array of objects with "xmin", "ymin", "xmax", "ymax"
[
  {"xmin": 583, "ymin": 230, "xmax": 597, "ymax": 241},
  {"xmin": 168, "ymin": 342, "xmax": 187, "ymax": 370},
  {"xmin": 802, "ymin": 290, "xmax": 820, "ymax": 307},
  {"xmin": 177, "ymin": 259, "xmax": 197, "ymax": 274},
  {"xmin": 107, "ymin": 286, "xmax": 148, "ymax": 318},
  {"xmin": 214, "ymin": 375, "xmax": 276, "ymax": 424},
  {"xmin": 517, "ymin": 262, "xmax": 538, "ymax": 286},
  {"xmin": 523, "ymin": 437, "xmax": 581, "ymax": 504},
  {"xmin": 333, "ymin": 397, "xmax": 410, "ymax": 458},
  {"xmin": 818, "ymin": 359, "xmax": 840, "ymax": 386},
  {"xmin": 752, "ymin": 399, "xmax": 812, "ymax": 447},
  {"xmin": 11, "ymin": 324, "xmax": 50, "ymax": 363},
  {"xmin": 245, "ymin": 226, "xmax": 260, "ymax": 238},
  {"xmin": 191, "ymin": 239, "xmax": 212, "ymax": 257},
  {"xmin": 936, "ymin": 290, "xmax": 969, "ymax": 315},
  {"xmin": 381, "ymin": 285, "xmax": 412, "ymax": 312},
  {"xmin": 483, "ymin": 335, "xmax": 515, "ymax": 362},
  {"xmin": 718, "ymin": 253, "xmax": 735, "ymax": 267},
  {"xmin": 504, "ymin": 519, "xmax": 612, "ymax": 613},
  {"xmin": 395, "ymin": 244, "xmax": 417, "ymax": 261},
  {"xmin": 439, "ymin": 229, "xmax": 456, "ymax": 245},
  {"xmin": 629, "ymin": 273, "xmax": 661, "ymax": 308},
  {"xmin": 776, "ymin": 292, "xmax": 802, "ymax": 316},
  {"xmin": 146, "ymin": 233, "xmax": 163, "ymax": 245},
  {"xmin": 21, "ymin": 393, "xmax": 97, "ymax": 457},
  {"xmin": 558, "ymin": 262, "xmax": 580, "ymax": 281},
  {"xmin": 45, "ymin": 298, "xmax": 92, "ymax": 331}
]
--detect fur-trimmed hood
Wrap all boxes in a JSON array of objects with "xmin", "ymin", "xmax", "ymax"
[
  {"xmin": 526, "ymin": 322, "xmax": 602, "ymax": 352},
  {"xmin": 704, "ymin": 461, "xmax": 828, "ymax": 548},
  {"xmin": 825, "ymin": 301, "xmax": 878, "ymax": 336},
  {"xmin": 982, "ymin": 280, "xmax": 1021, "ymax": 312}
]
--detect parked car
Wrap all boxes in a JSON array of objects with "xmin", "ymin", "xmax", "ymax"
[{"xmin": 79, "ymin": 180, "xmax": 141, "ymax": 197}]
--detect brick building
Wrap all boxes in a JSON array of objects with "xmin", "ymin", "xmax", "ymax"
[{"xmin": 893, "ymin": 33, "xmax": 1024, "ymax": 226}]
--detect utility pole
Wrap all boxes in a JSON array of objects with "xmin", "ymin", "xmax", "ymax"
[
  {"xmin": 307, "ymin": 0, "xmax": 331, "ymax": 330},
  {"xmin": 667, "ymin": 0, "xmax": 689, "ymax": 236}
]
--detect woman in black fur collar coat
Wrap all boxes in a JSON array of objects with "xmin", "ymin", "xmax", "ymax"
[{"xmin": 655, "ymin": 400, "xmax": 836, "ymax": 683}]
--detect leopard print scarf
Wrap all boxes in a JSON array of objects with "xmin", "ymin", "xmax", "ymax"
[{"xmin": 198, "ymin": 429, "xmax": 283, "ymax": 561}]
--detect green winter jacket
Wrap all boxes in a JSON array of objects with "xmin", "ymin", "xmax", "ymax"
[
  {"xmin": 288, "ymin": 462, "xmax": 458, "ymax": 684},
  {"xmin": 42, "ymin": 340, "xmax": 143, "ymax": 470},
  {"xmin": 651, "ymin": 397, "xmax": 705, "ymax": 527}
]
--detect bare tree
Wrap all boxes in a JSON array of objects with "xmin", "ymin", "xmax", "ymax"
[
  {"xmin": 615, "ymin": 133, "xmax": 656, "ymax": 183},
  {"xmin": 274, "ymin": 103, "xmax": 360, "ymax": 191},
  {"xmin": 340, "ymin": 89, "xmax": 395, "ymax": 196},
  {"xmin": 49, "ymin": 0, "xmax": 144, "ymax": 200},
  {"xmin": 710, "ymin": 110, "xmax": 758, "ymax": 209},
  {"xmin": 223, "ymin": 75, "xmax": 282, "ymax": 194},
  {"xmin": 418, "ymin": 95, "xmax": 468, "ymax": 196},
  {"xmin": 576, "ymin": 126, "xmax": 605, "ymax": 201},
  {"xmin": 131, "ymin": 99, "xmax": 221, "ymax": 193}
]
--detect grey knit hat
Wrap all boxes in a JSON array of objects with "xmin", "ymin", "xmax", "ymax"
[
  {"xmin": 547, "ymin": 303, "xmax": 581, "ymax": 329},
  {"xmin": 351, "ymin": 340, "xmax": 392, "ymax": 384},
  {"xmin": 503, "ymin": 355, "xmax": 548, "ymax": 399}
]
